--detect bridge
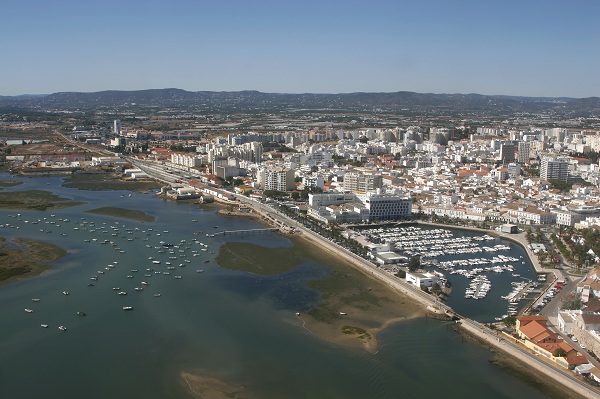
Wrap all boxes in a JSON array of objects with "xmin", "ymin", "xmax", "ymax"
[{"xmin": 213, "ymin": 228, "xmax": 279, "ymax": 236}]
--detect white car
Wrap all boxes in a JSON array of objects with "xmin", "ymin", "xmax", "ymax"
[{"xmin": 572, "ymin": 337, "xmax": 578, "ymax": 342}]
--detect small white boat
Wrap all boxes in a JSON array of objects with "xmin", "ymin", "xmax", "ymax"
[
  {"xmin": 134, "ymin": 287, "xmax": 143, "ymax": 291},
  {"xmin": 153, "ymin": 294, "xmax": 161, "ymax": 297},
  {"xmin": 339, "ymin": 312, "xmax": 347, "ymax": 315},
  {"xmin": 32, "ymin": 298, "xmax": 40, "ymax": 302},
  {"xmin": 24, "ymin": 308, "xmax": 34, "ymax": 313},
  {"xmin": 58, "ymin": 326, "xmax": 67, "ymax": 331},
  {"xmin": 118, "ymin": 291, "xmax": 127, "ymax": 295},
  {"xmin": 141, "ymin": 281, "xmax": 150, "ymax": 285},
  {"xmin": 41, "ymin": 324, "xmax": 49, "ymax": 328},
  {"xmin": 123, "ymin": 306, "xmax": 134, "ymax": 311},
  {"xmin": 63, "ymin": 291, "xmax": 69, "ymax": 295}
]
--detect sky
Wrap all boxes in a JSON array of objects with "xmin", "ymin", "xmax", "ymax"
[{"xmin": 1, "ymin": 0, "xmax": 599, "ymax": 97}]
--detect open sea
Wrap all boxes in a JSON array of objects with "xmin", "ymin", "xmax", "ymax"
[{"xmin": 0, "ymin": 174, "xmax": 558, "ymax": 398}]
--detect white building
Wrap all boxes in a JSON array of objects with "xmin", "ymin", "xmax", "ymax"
[
  {"xmin": 258, "ymin": 167, "xmax": 296, "ymax": 192},
  {"xmin": 406, "ymin": 271, "xmax": 440, "ymax": 288},
  {"xmin": 360, "ymin": 191, "xmax": 412, "ymax": 221}
]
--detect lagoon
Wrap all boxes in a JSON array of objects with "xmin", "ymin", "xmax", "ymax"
[{"xmin": 0, "ymin": 174, "xmax": 562, "ymax": 398}]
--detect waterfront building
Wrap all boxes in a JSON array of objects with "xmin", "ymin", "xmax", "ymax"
[
  {"xmin": 405, "ymin": 271, "xmax": 440, "ymax": 288},
  {"xmin": 258, "ymin": 167, "xmax": 296, "ymax": 192},
  {"xmin": 505, "ymin": 204, "xmax": 556, "ymax": 225},
  {"xmin": 359, "ymin": 191, "xmax": 412, "ymax": 221}
]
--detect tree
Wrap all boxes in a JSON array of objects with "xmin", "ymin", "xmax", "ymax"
[
  {"xmin": 503, "ymin": 315, "xmax": 517, "ymax": 328},
  {"xmin": 291, "ymin": 191, "xmax": 300, "ymax": 200},
  {"xmin": 561, "ymin": 292, "xmax": 583, "ymax": 310},
  {"xmin": 431, "ymin": 283, "xmax": 442, "ymax": 297},
  {"xmin": 552, "ymin": 347, "xmax": 567, "ymax": 357},
  {"xmin": 395, "ymin": 269, "xmax": 406, "ymax": 279},
  {"xmin": 407, "ymin": 256, "xmax": 421, "ymax": 272}
]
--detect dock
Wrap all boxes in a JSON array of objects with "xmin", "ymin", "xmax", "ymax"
[{"xmin": 213, "ymin": 228, "xmax": 279, "ymax": 236}]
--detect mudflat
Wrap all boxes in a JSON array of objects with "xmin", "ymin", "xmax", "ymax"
[
  {"xmin": 216, "ymin": 235, "xmax": 427, "ymax": 352},
  {"xmin": 0, "ymin": 237, "xmax": 67, "ymax": 285}
]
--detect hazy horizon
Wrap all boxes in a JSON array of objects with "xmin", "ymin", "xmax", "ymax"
[
  {"xmin": 2, "ymin": 0, "xmax": 599, "ymax": 98},
  {"xmin": 1, "ymin": 87, "xmax": 596, "ymax": 99}
]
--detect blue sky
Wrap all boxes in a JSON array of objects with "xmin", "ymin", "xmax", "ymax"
[{"xmin": 1, "ymin": 0, "xmax": 599, "ymax": 97}]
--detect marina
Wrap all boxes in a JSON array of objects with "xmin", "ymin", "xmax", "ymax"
[{"xmin": 356, "ymin": 225, "xmax": 540, "ymax": 321}]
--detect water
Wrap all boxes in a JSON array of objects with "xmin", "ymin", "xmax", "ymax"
[{"xmin": 0, "ymin": 174, "xmax": 558, "ymax": 398}]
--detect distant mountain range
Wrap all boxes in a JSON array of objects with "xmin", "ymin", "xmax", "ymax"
[{"xmin": 1, "ymin": 88, "xmax": 599, "ymax": 115}]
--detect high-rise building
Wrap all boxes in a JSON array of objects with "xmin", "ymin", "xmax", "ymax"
[
  {"xmin": 113, "ymin": 120, "xmax": 121, "ymax": 134},
  {"xmin": 517, "ymin": 142, "xmax": 531, "ymax": 163},
  {"xmin": 258, "ymin": 167, "xmax": 296, "ymax": 192},
  {"xmin": 499, "ymin": 143, "xmax": 515, "ymax": 163},
  {"xmin": 540, "ymin": 158, "xmax": 568, "ymax": 181},
  {"xmin": 343, "ymin": 173, "xmax": 383, "ymax": 194}
]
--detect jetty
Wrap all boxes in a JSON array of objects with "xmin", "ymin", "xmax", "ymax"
[{"xmin": 213, "ymin": 228, "xmax": 279, "ymax": 236}]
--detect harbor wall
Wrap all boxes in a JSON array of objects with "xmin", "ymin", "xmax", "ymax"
[{"xmin": 458, "ymin": 320, "xmax": 599, "ymax": 399}]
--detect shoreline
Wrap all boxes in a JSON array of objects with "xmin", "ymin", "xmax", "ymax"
[{"xmin": 217, "ymin": 202, "xmax": 600, "ymax": 397}]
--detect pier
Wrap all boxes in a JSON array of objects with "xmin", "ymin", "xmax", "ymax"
[{"xmin": 213, "ymin": 228, "xmax": 279, "ymax": 236}]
